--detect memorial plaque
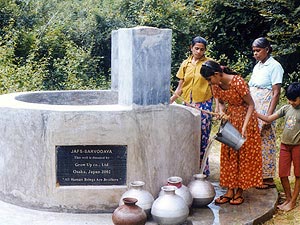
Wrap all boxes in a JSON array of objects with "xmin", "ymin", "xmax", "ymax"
[{"xmin": 56, "ymin": 145, "xmax": 127, "ymax": 186}]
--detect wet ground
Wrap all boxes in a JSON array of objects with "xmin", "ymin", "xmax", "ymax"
[{"xmin": 0, "ymin": 181, "xmax": 278, "ymax": 225}]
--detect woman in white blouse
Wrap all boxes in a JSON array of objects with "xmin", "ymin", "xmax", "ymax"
[{"xmin": 249, "ymin": 37, "xmax": 284, "ymax": 189}]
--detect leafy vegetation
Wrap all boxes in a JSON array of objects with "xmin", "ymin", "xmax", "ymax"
[{"xmin": 0, "ymin": 0, "xmax": 299, "ymax": 94}]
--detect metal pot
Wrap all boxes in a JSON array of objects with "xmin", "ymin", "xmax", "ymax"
[
  {"xmin": 151, "ymin": 186, "xmax": 189, "ymax": 225},
  {"xmin": 159, "ymin": 176, "xmax": 193, "ymax": 208},
  {"xmin": 188, "ymin": 174, "xmax": 216, "ymax": 207},
  {"xmin": 215, "ymin": 120, "xmax": 246, "ymax": 150}
]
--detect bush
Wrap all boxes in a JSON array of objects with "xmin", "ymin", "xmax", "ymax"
[{"xmin": 0, "ymin": 0, "xmax": 299, "ymax": 94}]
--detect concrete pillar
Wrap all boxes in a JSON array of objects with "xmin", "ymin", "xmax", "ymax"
[
  {"xmin": 112, "ymin": 26, "xmax": 172, "ymax": 106},
  {"xmin": 111, "ymin": 30, "xmax": 118, "ymax": 91}
]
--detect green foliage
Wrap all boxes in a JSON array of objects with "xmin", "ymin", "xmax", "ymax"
[
  {"xmin": 118, "ymin": 0, "xmax": 207, "ymax": 88},
  {"xmin": 0, "ymin": 40, "xmax": 45, "ymax": 93},
  {"xmin": 218, "ymin": 51, "xmax": 251, "ymax": 79},
  {"xmin": 194, "ymin": 0, "xmax": 271, "ymax": 76},
  {"xmin": 0, "ymin": 0, "xmax": 299, "ymax": 94},
  {"xmin": 190, "ymin": 0, "xmax": 300, "ymax": 84},
  {"xmin": 0, "ymin": 0, "xmax": 119, "ymax": 93},
  {"xmin": 258, "ymin": 0, "xmax": 300, "ymax": 88}
]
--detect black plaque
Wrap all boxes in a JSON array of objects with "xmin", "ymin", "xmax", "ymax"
[{"xmin": 56, "ymin": 145, "xmax": 127, "ymax": 186}]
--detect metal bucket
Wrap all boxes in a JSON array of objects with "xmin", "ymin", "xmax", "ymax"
[{"xmin": 215, "ymin": 120, "xmax": 246, "ymax": 150}]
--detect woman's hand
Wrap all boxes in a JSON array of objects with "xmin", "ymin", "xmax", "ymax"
[
  {"xmin": 170, "ymin": 80, "xmax": 183, "ymax": 104},
  {"xmin": 215, "ymin": 100, "xmax": 229, "ymax": 120},
  {"xmin": 170, "ymin": 94, "xmax": 177, "ymax": 104},
  {"xmin": 215, "ymin": 113, "xmax": 227, "ymax": 120},
  {"xmin": 262, "ymin": 123, "xmax": 272, "ymax": 129},
  {"xmin": 241, "ymin": 126, "xmax": 247, "ymax": 138}
]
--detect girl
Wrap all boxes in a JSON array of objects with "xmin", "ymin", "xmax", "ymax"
[
  {"xmin": 170, "ymin": 36, "xmax": 213, "ymax": 176},
  {"xmin": 200, "ymin": 60, "xmax": 263, "ymax": 205}
]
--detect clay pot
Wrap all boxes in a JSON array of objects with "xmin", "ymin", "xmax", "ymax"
[
  {"xmin": 112, "ymin": 197, "xmax": 147, "ymax": 225},
  {"xmin": 119, "ymin": 181, "xmax": 154, "ymax": 216},
  {"xmin": 151, "ymin": 186, "xmax": 189, "ymax": 225},
  {"xmin": 159, "ymin": 176, "xmax": 193, "ymax": 208},
  {"xmin": 188, "ymin": 174, "xmax": 216, "ymax": 207}
]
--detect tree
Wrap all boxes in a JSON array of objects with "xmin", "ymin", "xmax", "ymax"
[
  {"xmin": 0, "ymin": 0, "xmax": 115, "ymax": 92},
  {"xmin": 118, "ymin": 0, "xmax": 208, "ymax": 88},
  {"xmin": 0, "ymin": 0, "xmax": 299, "ymax": 93},
  {"xmin": 260, "ymin": 0, "xmax": 300, "ymax": 86},
  {"xmin": 194, "ymin": 0, "xmax": 300, "ymax": 86}
]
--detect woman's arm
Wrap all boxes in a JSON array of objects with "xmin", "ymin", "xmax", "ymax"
[
  {"xmin": 215, "ymin": 98, "xmax": 228, "ymax": 120},
  {"xmin": 268, "ymin": 83, "xmax": 281, "ymax": 115},
  {"xmin": 218, "ymin": 99, "xmax": 226, "ymax": 113},
  {"xmin": 241, "ymin": 93, "xmax": 255, "ymax": 138},
  {"xmin": 214, "ymin": 98, "xmax": 220, "ymax": 113},
  {"xmin": 170, "ymin": 79, "xmax": 184, "ymax": 103}
]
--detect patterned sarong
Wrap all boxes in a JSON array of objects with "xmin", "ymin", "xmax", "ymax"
[
  {"xmin": 250, "ymin": 86, "xmax": 277, "ymax": 179},
  {"xmin": 194, "ymin": 98, "xmax": 213, "ymax": 176}
]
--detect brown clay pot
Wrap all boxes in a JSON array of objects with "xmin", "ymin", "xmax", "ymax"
[
  {"xmin": 119, "ymin": 181, "xmax": 154, "ymax": 217},
  {"xmin": 112, "ymin": 197, "xmax": 147, "ymax": 225}
]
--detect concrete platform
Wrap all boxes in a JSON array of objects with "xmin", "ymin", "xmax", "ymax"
[{"xmin": 0, "ymin": 181, "xmax": 277, "ymax": 225}]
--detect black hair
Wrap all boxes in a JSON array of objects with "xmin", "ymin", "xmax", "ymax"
[
  {"xmin": 285, "ymin": 82, "xmax": 300, "ymax": 101},
  {"xmin": 252, "ymin": 37, "xmax": 273, "ymax": 54},
  {"xmin": 200, "ymin": 60, "xmax": 238, "ymax": 79},
  {"xmin": 191, "ymin": 36, "xmax": 207, "ymax": 47},
  {"xmin": 200, "ymin": 60, "xmax": 222, "ymax": 78}
]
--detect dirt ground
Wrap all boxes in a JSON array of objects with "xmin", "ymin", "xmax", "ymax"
[{"xmin": 263, "ymin": 180, "xmax": 300, "ymax": 225}]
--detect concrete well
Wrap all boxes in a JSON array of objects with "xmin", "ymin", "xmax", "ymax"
[{"xmin": 0, "ymin": 90, "xmax": 201, "ymax": 213}]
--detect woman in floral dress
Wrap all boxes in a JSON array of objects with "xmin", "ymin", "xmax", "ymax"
[{"xmin": 200, "ymin": 60, "xmax": 263, "ymax": 205}]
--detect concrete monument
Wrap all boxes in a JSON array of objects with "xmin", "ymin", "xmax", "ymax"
[{"xmin": 0, "ymin": 26, "xmax": 201, "ymax": 213}]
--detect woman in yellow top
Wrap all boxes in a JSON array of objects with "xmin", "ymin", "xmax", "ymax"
[{"xmin": 170, "ymin": 36, "xmax": 213, "ymax": 176}]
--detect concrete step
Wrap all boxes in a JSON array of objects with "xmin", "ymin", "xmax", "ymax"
[{"xmin": 0, "ymin": 182, "xmax": 277, "ymax": 225}]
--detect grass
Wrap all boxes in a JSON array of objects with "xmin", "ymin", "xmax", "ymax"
[
  {"xmin": 263, "ymin": 200, "xmax": 300, "ymax": 225},
  {"xmin": 262, "ymin": 158, "xmax": 300, "ymax": 225}
]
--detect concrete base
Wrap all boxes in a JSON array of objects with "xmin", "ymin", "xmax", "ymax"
[
  {"xmin": 0, "ymin": 141, "xmax": 278, "ymax": 224},
  {"xmin": 0, "ymin": 182, "xmax": 278, "ymax": 225}
]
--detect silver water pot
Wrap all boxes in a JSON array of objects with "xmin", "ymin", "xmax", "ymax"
[{"xmin": 188, "ymin": 174, "xmax": 216, "ymax": 207}]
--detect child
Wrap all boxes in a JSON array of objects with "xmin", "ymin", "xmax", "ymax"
[{"xmin": 257, "ymin": 82, "xmax": 300, "ymax": 211}]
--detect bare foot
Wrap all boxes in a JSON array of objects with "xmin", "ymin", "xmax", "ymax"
[
  {"xmin": 277, "ymin": 200, "xmax": 290, "ymax": 210},
  {"xmin": 281, "ymin": 201, "xmax": 296, "ymax": 212}
]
